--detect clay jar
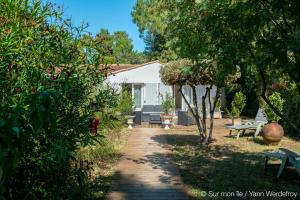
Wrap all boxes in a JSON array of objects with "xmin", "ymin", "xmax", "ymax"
[{"xmin": 262, "ymin": 122, "xmax": 284, "ymax": 145}]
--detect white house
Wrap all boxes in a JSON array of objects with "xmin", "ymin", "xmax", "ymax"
[{"xmin": 106, "ymin": 61, "xmax": 220, "ymax": 116}]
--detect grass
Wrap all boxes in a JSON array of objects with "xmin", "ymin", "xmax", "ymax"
[
  {"xmin": 164, "ymin": 119, "xmax": 300, "ymax": 200},
  {"xmin": 73, "ymin": 127, "xmax": 131, "ymax": 199}
]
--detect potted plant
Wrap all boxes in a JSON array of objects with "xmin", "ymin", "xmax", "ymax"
[
  {"xmin": 117, "ymin": 90, "xmax": 135, "ymax": 128},
  {"xmin": 161, "ymin": 94, "xmax": 175, "ymax": 129},
  {"xmin": 262, "ymin": 92, "xmax": 285, "ymax": 145},
  {"xmin": 226, "ymin": 91, "xmax": 246, "ymax": 125}
]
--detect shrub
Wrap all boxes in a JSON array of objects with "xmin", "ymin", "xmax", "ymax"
[
  {"xmin": 226, "ymin": 91, "xmax": 246, "ymax": 120},
  {"xmin": 161, "ymin": 94, "xmax": 174, "ymax": 115},
  {"xmin": 283, "ymin": 95, "xmax": 300, "ymax": 134},
  {"xmin": 0, "ymin": 1, "xmax": 119, "ymax": 199},
  {"xmin": 117, "ymin": 90, "xmax": 134, "ymax": 116},
  {"xmin": 264, "ymin": 92, "xmax": 284, "ymax": 122}
]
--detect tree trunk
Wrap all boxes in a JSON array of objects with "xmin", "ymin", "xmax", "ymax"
[
  {"xmin": 191, "ymin": 85, "xmax": 206, "ymax": 140},
  {"xmin": 179, "ymin": 86, "xmax": 205, "ymax": 140},
  {"xmin": 202, "ymin": 87, "xmax": 209, "ymax": 137},
  {"xmin": 207, "ymin": 87, "xmax": 220, "ymax": 144}
]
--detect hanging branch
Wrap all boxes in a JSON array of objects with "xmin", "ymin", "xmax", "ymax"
[
  {"xmin": 245, "ymin": 43, "xmax": 298, "ymax": 132},
  {"xmin": 258, "ymin": 68, "xmax": 298, "ymax": 132}
]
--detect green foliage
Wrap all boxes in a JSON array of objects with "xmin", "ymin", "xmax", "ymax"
[
  {"xmin": 117, "ymin": 90, "xmax": 134, "ymax": 116},
  {"xmin": 264, "ymin": 92, "xmax": 284, "ymax": 122},
  {"xmin": 283, "ymin": 94, "xmax": 300, "ymax": 134},
  {"xmin": 160, "ymin": 59, "xmax": 213, "ymax": 86},
  {"xmin": 161, "ymin": 94, "xmax": 174, "ymax": 115},
  {"xmin": 131, "ymin": 0, "xmax": 177, "ymax": 61},
  {"xmin": 0, "ymin": 1, "xmax": 120, "ymax": 198},
  {"xmin": 227, "ymin": 91, "xmax": 246, "ymax": 119},
  {"xmin": 83, "ymin": 28, "xmax": 148, "ymax": 65},
  {"xmin": 72, "ymin": 128, "xmax": 129, "ymax": 199},
  {"xmin": 135, "ymin": 0, "xmax": 300, "ymax": 133}
]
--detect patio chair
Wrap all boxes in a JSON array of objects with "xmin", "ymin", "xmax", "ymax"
[
  {"xmin": 263, "ymin": 148, "xmax": 300, "ymax": 178},
  {"xmin": 226, "ymin": 108, "xmax": 268, "ymax": 139},
  {"xmin": 242, "ymin": 108, "xmax": 267, "ymax": 124},
  {"xmin": 227, "ymin": 121, "xmax": 267, "ymax": 139}
]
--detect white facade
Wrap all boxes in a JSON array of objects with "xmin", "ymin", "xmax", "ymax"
[
  {"xmin": 106, "ymin": 61, "xmax": 172, "ymax": 110},
  {"xmin": 107, "ymin": 62, "xmax": 163, "ymax": 84},
  {"xmin": 106, "ymin": 61, "xmax": 218, "ymax": 113}
]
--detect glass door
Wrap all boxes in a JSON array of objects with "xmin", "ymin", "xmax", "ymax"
[{"xmin": 133, "ymin": 84, "xmax": 142, "ymax": 109}]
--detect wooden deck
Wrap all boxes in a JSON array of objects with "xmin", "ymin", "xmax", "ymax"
[{"xmin": 106, "ymin": 128, "xmax": 188, "ymax": 200}]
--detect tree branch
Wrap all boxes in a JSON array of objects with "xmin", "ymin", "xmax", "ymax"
[
  {"xmin": 258, "ymin": 67, "xmax": 298, "ymax": 132},
  {"xmin": 179, "ymin": 85, "xmax": 205, "ymax": 139}
]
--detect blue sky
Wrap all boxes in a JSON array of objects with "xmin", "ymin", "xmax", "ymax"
[{"xmin": 49, "ymin": 0, "xmax": 145, "ymax": 52}]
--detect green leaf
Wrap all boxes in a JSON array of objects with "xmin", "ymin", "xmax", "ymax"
[
  {"xmin": 12, "ymin": 127, "xmax": 20, "ymax": 137},
  {"xmin": 0, "ymin": 120, "xmax": 5, "ymax": 128}
]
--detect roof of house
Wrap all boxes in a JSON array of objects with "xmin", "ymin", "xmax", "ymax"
[{"xmin": 100, "ymin": 60, "xmax": 161, "ymax": 76}]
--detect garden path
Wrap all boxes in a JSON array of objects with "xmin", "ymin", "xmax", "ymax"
[{"xmin": 106, "ymin": 128, "xmax": 188, "ymax": 200}]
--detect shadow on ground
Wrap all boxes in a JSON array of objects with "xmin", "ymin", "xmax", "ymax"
[{"xmin": 151, "ymin": 133, "xmax": 300, "ymax": 200}]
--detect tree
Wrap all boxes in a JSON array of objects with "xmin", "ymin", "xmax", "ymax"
[
  {"xmin": 86, "ymin": 29, "xmax": 148, "ymax": 65},
  {"xmin": 113, "ymin": 31, "xmax": 134, "ymax": 63},
  {"xmin": 160, "ymin": 59, "xmax": 223, "ymax": 143},
  {"xmin": 131, "ymin": 0, "xmax": 177, "ymax": 61},
  {"xmin": 150, "ymin": 0, "xmax": 300, "ymax": 133}
]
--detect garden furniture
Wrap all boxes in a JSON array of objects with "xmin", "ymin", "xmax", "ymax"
[
  {"xmin": 242, "ymin": 108, "xmax": 267, "ymax": 124},
  {"xmin": 263, "ymin": 148, "xmax": 300, "ymax": 178},
  {"xmin": 149, "ymin": 114, "xmax": 162, "ymax": 127},
  {"xmin": 134, "ymin": 111, "xmax": 142, "ymax": 125},
  {"xmin": 141, "ymin": 105, "xmax": 164, "ymax": 122},
  {"xmin": 178, "ymin": 110, "xmax": 195, "ymax": 126},
  {"xmin": 226, "ymin": 121, "xmax": 267, "ymax": 139},
  {"xmin": 226, "ymin": 108, "xmax": 268, "ymax": 139}
]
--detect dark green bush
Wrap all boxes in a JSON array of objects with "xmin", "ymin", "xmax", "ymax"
[
  {"xmin": 281, "ymin": 84, "xmax": 300, "ymax": 135},
  {"xmin": 0, "ymin": 1, "xmax": 118, "ymax": 199}
]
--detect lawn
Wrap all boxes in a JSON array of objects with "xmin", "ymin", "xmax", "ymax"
[{"xmin": 165, "ymin": 119, "xmax": 300, "ymax": 200}]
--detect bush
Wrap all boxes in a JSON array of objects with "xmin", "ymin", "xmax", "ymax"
[
  {"xmin": 283, "ymin": 94, "xmax": 300, "ymax": 134},
  {"xmin": 226, "ymin": 91, "xmax": 246, "ymax": 119},
  {"xmin": 0, "ymin": 1, "xmax": 119, "ymax": 199},
  {"xmin": 161, "ymin": 94, "xmax": 174, "ymax": 115},
  {"xmin": 264, "ymin": 92, "xmax": 284, "ymax": 122},
  {"xmin": 117, "ymin": 90, "xmax": 134, "ymax": 116}
]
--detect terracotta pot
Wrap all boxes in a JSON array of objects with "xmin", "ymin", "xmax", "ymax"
[{"xmin": 262, "ymin": 122, "xmax": 284, "ymax": 145}]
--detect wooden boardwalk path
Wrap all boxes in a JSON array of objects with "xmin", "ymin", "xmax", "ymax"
[{"xmin": 106, "ymin": 128, "xmax": 188, "ymax": 200}]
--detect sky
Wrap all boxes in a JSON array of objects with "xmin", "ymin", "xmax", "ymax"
[{"xmin": 49, "ymin": 0, "xmax": 145, "ymax": 52}]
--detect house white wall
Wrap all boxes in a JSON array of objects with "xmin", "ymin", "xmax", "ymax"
[
  {"xmin": 106, "ymin": 62, "xmax": 163, "ymax": 83},
  {"xmin": 106, "ymin": 61, "xmax": 219, "ymax": 113},
  {"xmin": 106, "ymin": 62, "xmax": 172, "ymax": 108},
  {"xmin": 181, "ymin": 85, "xmax": 217, "ymax": 113}
]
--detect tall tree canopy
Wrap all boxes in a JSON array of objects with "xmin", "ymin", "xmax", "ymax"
[
  {"xmin": 131, "ymin": 0, "xmax": 177, "ymax": 61},
  {"xmin": 135, "ymin": 0, "xmax": 300, "ymax": 134},
  {"xmin": 81, "ymin": 29, "xmax": 148, "ymax": 65}
]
